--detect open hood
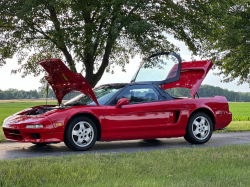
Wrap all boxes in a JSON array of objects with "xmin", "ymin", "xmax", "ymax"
[
  {"xmin": 39, "ymin": 59, "xmax": 99, "ymax": 105},
  {"xmin": 162, "ymin": 60, "xmax": 213, "ymax": 98}
]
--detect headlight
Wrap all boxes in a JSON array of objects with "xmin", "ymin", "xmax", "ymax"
[
  {"xmin": 26, "ymin": 124, "xmax": 43, "ymax": 128},
  {"xmin": 2, "ymin": 119, "xmax": 8, "ymax": 127}
]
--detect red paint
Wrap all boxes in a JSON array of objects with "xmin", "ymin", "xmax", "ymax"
[
  {"xmin": 39, "ymin": 59, "xmax": 98, "ymax": 105},
  {"xmin": 116, "ymin": 98, "xmax": 130, "ymax": 108},
  {"xmin": 105, "ymin": 101, "xmax": 171, "ymax": 137},
  {"xmin": 163, "ymin": 60, "xmax": 213, "ymax": 98}
]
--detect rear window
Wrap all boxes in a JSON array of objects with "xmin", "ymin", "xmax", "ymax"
[{"xmin": 164, "ymin": 87, "xmax": 191, "ymax": 98}]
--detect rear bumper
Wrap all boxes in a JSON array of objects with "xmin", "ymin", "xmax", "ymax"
[{"xmin": 214, "ymin": 111, "xmax": 232, "ymax": 130}]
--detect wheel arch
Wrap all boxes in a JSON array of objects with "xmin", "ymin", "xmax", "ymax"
[
  {"xmin": 64, "ymin": 113, "xmax": 102, "ymax": 141},
  {"xmin": 189, "ymin": 108, "xmax": 216, "ymax": 131}
]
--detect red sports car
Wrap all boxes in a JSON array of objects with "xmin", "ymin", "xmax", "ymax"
[{"xmin": 2, "ymin": 52, "xmax": 232, "ymax": 151}]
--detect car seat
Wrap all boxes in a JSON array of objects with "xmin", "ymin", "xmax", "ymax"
[{"xmin": 145, "ymin": 93, "xmax": 157, "ymax": 101}]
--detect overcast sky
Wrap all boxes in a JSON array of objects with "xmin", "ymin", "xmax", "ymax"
[{"xmin": 0, "ymin": 36, "xmax": 249, "ymax": 92}]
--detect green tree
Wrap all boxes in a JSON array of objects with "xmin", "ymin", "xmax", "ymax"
[
  {"xmin": 5, "ymin": 91, "xmax": 14, "ymax": 99},
  {"xmin": 0, "ymin": 91, "xmax": 6, "ymax": 99},
  {"xmin": 198, "ymin": 1, "xmax": 250, "ymax": 85},
  {"xmin": 30, "ymin": 90, "xmax": 39, "ymax": 99},
  {"xmin": 0, "ymin": 0, "xmax": 230, "ymax": 87},
  {"xmin": 19, "ymin": 90, "xmax": 27, "ymax": 99}
]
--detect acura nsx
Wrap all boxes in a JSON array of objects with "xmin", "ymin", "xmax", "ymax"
[{"xmin": 2, "ymin": 52, "xmax": 232, "ymax": 151}]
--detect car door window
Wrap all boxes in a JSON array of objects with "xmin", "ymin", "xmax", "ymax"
[{"xmin": 113, "ymin": 85, "xmax": 162, "ymax": 104}]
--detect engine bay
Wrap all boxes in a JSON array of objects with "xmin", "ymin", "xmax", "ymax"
[{"xmin": 24, "ymin": 106, "xmax": 63, "ymax": 115}]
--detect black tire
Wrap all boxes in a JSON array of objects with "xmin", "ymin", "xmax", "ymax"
[
  {"xmin": 184, "ymin": 112, "xmax": 213, "ymax": 144},
  {"xmin": 64, "ymin": 116, "xmax": 97, "ymax": 151},
  {"xmin": 143, "ymin": 139, "xmax": 157, "ymax": 143}
]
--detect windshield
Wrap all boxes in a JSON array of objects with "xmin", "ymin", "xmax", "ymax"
[{"xmin": 64, "ymin": 84, "xmax": 127, "ymax": 106}]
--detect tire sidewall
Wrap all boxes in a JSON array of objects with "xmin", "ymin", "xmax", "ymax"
[
  {"xmin": 186, "ymin": 112, "xmax": 213, "ymax": 144},
  {"xmin": 65, "ymin": 116, "xmax": 97, "ymax": 151}
]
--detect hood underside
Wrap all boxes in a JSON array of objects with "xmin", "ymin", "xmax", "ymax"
[
  {"xmin": 39, "ymin": 59, "xmax": 99, "ymax": 105},
  {"xmin": 162, "ymin": 60, "xmax": 213, "ymax": 98}
]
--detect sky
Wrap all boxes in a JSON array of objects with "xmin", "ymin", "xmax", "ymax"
[{"xmin": 0, "ymin": 36, "xmax": 249, "ymax": 93}]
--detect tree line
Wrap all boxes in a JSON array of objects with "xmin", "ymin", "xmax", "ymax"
[
  {"xmin": 168, "ymin": 85, "xmax": 250, "ymax": 102},
  {"xmin": 0, "ymin": 84, "xmax": 249, "ymax": 102},
  {"xmin": 0, "ymin": 88, "xmax": 79, "ymax": 100},
  {"xmin": 198, "ymin": 85, "xmax": 250, "ymax": 102}
]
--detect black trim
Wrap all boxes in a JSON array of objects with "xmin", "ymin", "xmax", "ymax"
[
  {"xmin": 153, "ymin": 84, "xmax": 173, "ymax": 101},
  {"xmin": 175, "ymin": 111, "xmax": 180, "ymax": 123},
  {"xmin": 195, "ymin": 92, "xmax": 199, "ymax": 98},
  {"xmin": 32, "ymin": 133, "xmax": 41, "ymax": 139}
]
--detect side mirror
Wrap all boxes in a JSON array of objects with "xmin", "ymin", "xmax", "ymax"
[{"xmin": 116, "ymin": 98, "xmax": 129, "ymax": 108}]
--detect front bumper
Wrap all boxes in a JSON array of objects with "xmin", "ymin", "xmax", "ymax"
[
  {"xmin": 3, "ymin": 128, "xmax": 63, "ymax": 143},
  {"xmin": 2, "ymin": 116, "xmax": 64, "ymax": 143}
]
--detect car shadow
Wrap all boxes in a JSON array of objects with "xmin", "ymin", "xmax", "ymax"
[
  {"xmin": 1, "ymin": 138, "xmax": 208, "ymax": 160},
  {"xmin": 26, "ymin": 137, "xmax": 195, "ymax": 153}
]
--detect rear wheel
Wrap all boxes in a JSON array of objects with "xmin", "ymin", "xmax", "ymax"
[
  {"xmin": 64, "ymin": 117, "xmax": 97, "ymax": 151},
  {"xmin": 184, "ymin": 112, "xmax": 213, "ymax": 144}
]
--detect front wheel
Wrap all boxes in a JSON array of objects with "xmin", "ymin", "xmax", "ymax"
[
  {"xmin": 184, "ymin": 112, "xmax": 213, "ymax": 144},
  {"xmin": 64, "ymin": 117, "xmax": 97, "ymax": 151}
]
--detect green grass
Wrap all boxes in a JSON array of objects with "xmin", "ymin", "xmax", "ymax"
[
  {"xmin": 216, "ymin": 121, "xmax": 250, "ymax": 133},
  {"xmin": 0, "ymin": 145, "xmax": 249, "ymax": 186},
  {"xmin": 229, "ymin": 103, "xmax": 250, "ymax": 121},
  {"xmin": 0, "ymin": 130, "xmax": 4, "ymax": 143}
]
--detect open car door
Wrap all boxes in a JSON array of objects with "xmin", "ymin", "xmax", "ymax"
[
  {"xmin": 131, "ymin": 52, "xmax": 213, "ymax": 98},
  {"xmin": 131, "ymin": 52, "xmax": 182, "ymax": 85}
]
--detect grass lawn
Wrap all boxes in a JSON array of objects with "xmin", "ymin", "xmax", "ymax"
[
  {"xmin": 0, "ymin": 130, "xmax": 4, "ymax": 143},
  {"xmin": 229, "ymin": 102, "xmax": 250, "ymax": 121},
  {"xmin": 229, "ymin": 102, "xmax": 250, "ymax": 117},
  {"xmin": 215, "ymin": 121, "xmax": 250, "ymax": 133},
  {"xmin": 0, "ymin": 145, "xmax": 249, "ymax": 186}
]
